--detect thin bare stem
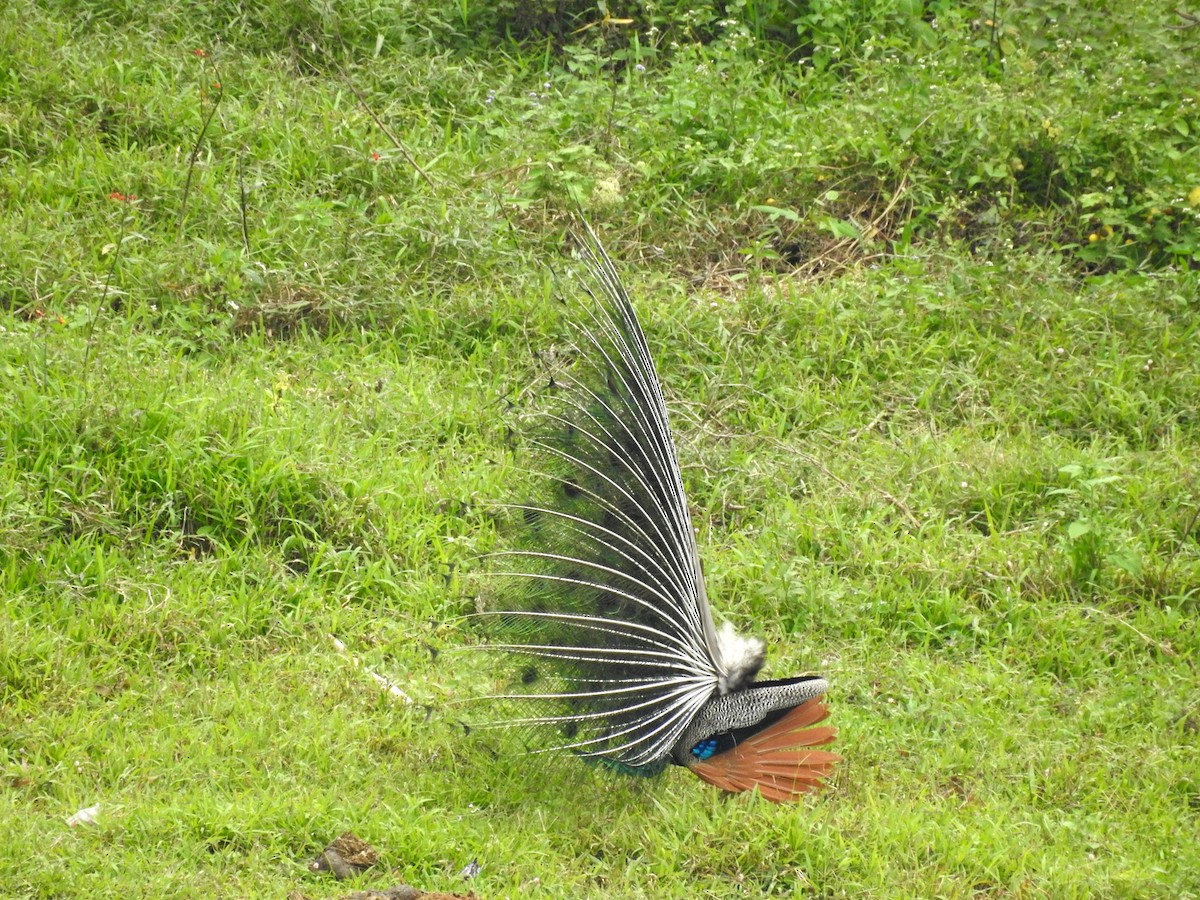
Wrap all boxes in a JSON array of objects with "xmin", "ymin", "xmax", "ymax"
[
  {"xmin": 338, "ymin": 65, "xmax": 436, "ymax": 188},
  {"xmin": 80, "ymin": 214, "xmax": 129, "ymax": 421},
  {"xmin": 177, "ymin": 61, "xmax": 224, "ymax": 237},
  {"xmin": 237, "ymin": 149, "xmax": 251, "ymax": 255}
]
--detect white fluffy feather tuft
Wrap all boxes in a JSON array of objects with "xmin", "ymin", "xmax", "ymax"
[{"xmin": 714, "ymin": 622, "xmax": 766, "ymax": 694}]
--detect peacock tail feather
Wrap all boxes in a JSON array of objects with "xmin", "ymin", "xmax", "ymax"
[{"xmin": 479, "ymin": 221, "xmax": 838, "ymax": 801}]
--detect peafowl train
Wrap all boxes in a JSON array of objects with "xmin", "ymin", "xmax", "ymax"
[{"xmin": 480, "ymin": 222, "xmax": 839, "ymax": 802}]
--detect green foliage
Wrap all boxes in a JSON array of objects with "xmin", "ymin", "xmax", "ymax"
[{"xmin": 2, "ymin": 0, "xmax": 1199, "ymax": 896}]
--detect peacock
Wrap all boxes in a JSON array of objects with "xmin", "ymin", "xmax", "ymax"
[{"xmin": 479, "ymin": 222, "xmax": 838, "ymax": 802}]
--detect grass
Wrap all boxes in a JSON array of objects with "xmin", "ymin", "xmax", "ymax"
[{"xmin": 2, "ymin": 0, "xmax": 1199, "ymax": 897}]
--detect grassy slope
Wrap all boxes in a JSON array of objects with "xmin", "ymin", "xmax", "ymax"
[{"xmin": 2, "ymin": 2, "xmax": 1199, "ymax": 897}]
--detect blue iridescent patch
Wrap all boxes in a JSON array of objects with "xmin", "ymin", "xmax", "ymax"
[{"xmin": 690, "ymin": 737, "xmax": 718, "ymax": 760}]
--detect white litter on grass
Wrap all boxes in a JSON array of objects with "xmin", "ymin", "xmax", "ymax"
[
  {"xmin": 366, "ymin": 667, "xmax": 414, "ymax": 703},
  {"xmin": 66, "ymin": 803, "xmax": 101, "ymax": 827},
  {"xmin": 458, "ymin": 858, "xmax": 481, "ymax": 878},
  {"xmin": 329, "ymin": 634, "xmax": 413, "ymax": 704}
]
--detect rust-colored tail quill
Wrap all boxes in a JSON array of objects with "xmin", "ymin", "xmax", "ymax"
[{"xmin": 689, "ymin": 697, "xmax": 840, "ymax": 802}]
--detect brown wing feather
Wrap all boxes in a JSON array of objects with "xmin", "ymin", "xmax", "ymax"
[{"xmin": 688, "ymin": 697, "xmax": 840, "ymax": 802}]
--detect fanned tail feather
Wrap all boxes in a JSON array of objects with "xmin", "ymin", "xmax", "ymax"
[
  {"xmin": 481, "ymin": 223, "xmax": 721, "ymax": 767},
  {"xmin": 480, "ymin": 222, "xmax": 839, "ymax": 798},
  {"xmin": 689, "ymin": 697, "xmax": 840, "ymax": 802}
]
